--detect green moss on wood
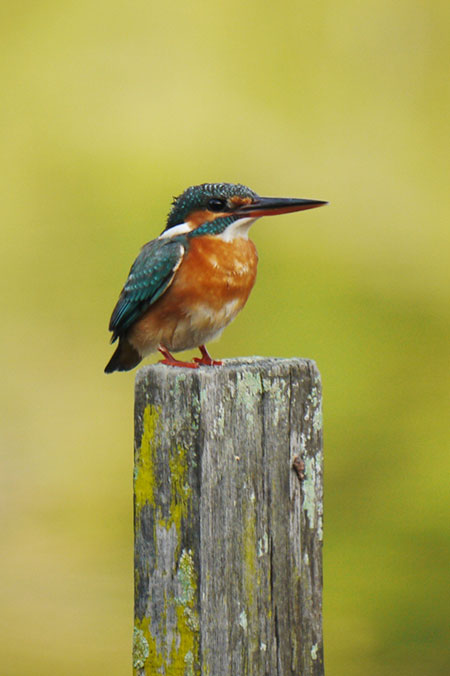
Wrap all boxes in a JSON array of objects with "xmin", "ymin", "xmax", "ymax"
[
  {"xmin": 133, "ymin": 617, "xmax": 163, "ymax": 674},
  {"xmin": 236, "ymin": 371, "xmax": 262, "ymax": 422},
  {"xmin": 133, "ymin": 627, "xmax": 149, "ymax": 670}
]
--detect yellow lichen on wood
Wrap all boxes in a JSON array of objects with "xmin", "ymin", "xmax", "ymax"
[
  {"xmin": 172, "ymin": 549, "xmax": 200, "ymax": 676},
  {"xmin": 133, "ymin": 617, "xmax": 163, "ymax": 674},
  {"xmin": 134, "ymin": 404, "xmax": 160, "ymax": 514},
  {"xmin": 133, "ymin": 550, "xmax": 200, "ymax": 675},
  {"xmin": 134, "ymin": 404, "xmax": 200, "ymax": 674},
  {"xmin": 162, "ymin": 443, "xmax": 192, "ymax": 544}
]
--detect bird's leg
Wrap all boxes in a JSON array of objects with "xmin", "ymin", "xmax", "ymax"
[
  {"xmin": 158, "ymin": 346, "xmax": 199, "ymax": 369},
  {"xmin": 193, "ymin": 345, "xmax": 223, "ymax": 366}
]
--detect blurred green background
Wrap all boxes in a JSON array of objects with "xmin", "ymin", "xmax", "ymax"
[{"xmin": 1, "ymin": 0, "xmax": 449, "ymax": 674}]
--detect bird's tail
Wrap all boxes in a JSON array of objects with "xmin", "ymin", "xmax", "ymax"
[{"xmin": 104, "ymin": 337, "xmax": 142, "ymax": 373}]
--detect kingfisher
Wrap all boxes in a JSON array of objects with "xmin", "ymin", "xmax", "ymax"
[{"xmin": 105, "ymin": 182, "xmax": 327, "ymax": 373}]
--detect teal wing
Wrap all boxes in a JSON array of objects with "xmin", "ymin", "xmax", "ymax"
[{"xmin": 108, "ymin": 237, "xmax": 185, "ymax": 342}]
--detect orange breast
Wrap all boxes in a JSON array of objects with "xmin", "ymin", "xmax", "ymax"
[
  {"xmin": 172, "ymin": 234, "xmax": 258, "ymax": 312},
  {"xmin": 128, "ymin": 235, "xmax": 258, "ymax": 354}
]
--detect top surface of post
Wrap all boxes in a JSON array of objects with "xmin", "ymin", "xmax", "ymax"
[{"xmin": 135, "ymin": 355, "xmax": 319, "ymax": 389}]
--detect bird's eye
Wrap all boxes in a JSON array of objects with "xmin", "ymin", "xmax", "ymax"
[{"xmin": 207, "ymin": 198, "xmax": 227, "ymax": 212}]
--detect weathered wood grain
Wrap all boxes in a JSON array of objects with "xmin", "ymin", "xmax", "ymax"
[{"xmin": 133, "ymin": 357, "xmax": 323, "ymax": 675}]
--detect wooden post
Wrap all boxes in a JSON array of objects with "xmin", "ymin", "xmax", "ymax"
[{"xmin": 133, "ymin": 357, "xmax": 323, "ymax": 676}]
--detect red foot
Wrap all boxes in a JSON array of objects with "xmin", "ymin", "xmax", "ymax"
[
  {"xmin": 158, "ymin": 346, "xmax": 198, "ymax": 369},
  {"xmin": 192, "ymin": 345, "xmax": 223, "ymax": 366}
]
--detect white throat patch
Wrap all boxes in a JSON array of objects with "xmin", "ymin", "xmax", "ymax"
[{"xmin": 217, "ymin": 217, "xmax": 258, "ymax": 242}]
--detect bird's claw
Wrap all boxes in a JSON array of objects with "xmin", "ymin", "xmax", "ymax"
[
  {"xmin": 193, "ymin": 345, "xmax": 222, "ymax": 366},
  {"xmin": 158, "ymin": 346, "xmax": 199, "ymax": 368},
  {"xmin": 159, "ymin": 358, "xmax": 199, "ymax": 369},
  {"xmin": 192, "ymin": 356, "xmax": 223, "ymax": 366}
]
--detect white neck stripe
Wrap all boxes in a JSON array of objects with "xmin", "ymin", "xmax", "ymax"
[
  {"xmin": 160, "ymin": 216, "xmax": 258, "ymax": 242},
  {"xmin": 159, "ymin": 222, "xmax": 192, "ymax": 239}
]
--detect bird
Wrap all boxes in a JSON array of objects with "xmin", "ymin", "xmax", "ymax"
[{"xmin": 105, "ymin": 182, "xmax": 327, "ymax": 373}]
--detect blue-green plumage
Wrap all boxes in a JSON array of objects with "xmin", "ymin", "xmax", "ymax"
[
  {"xmin": 109, "ymin": 237, "xmax": 186, "ymax": 342},
  {"xmin": 108, "ymin": 213, "xmax": 239, "ymax": 344}
]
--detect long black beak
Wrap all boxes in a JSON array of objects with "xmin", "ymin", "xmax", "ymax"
[{"xmin": 237, "ymin": 196, "xmax": 328, "ymax": 218}]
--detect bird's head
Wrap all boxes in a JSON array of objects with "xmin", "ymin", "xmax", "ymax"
[{"xmin": 163, "ymin": 182, "xmax": 327, "ymax": 239}]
